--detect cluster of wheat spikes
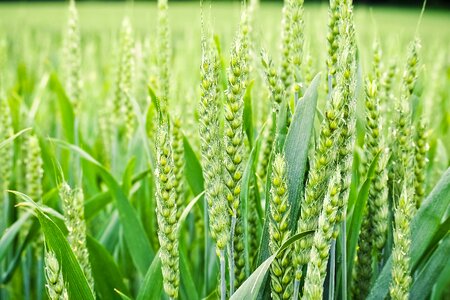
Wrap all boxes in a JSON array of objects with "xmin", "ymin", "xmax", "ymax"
[{"xmin": 1, "ymin": 0, "xmax": 449, "ymax": 299}]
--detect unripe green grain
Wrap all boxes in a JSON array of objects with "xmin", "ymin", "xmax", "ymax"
[
  {"xmin": 224, "ymin": 9, "xmax": 250, "ymax": 292},
  {"xmin": 279, "ymin": 3, "xmax": 292, "ymax": 90},
  {"xmin": 380, "ymin": 60, "xmax": 397, "ymax": 121},
  {"xmin": 389, "ymin": 185, "xmax": 414, "ymax": 300},
  {"xmin": 0, "ymin": 97, "xmax": 13, "ymax": 192},
  {"xmin": 0, "ymin": 97, "xmax": 13, "ymax": 232},
  {"xmin": 326, "ymin": 0, "xmax": 341, "ymax": 90},
  {"xmin": 334, "ymin": 0, "xmax": 357, "ymax": 226},
  {"xmin": 353, "ymin": 147, "xmax": 389, "ymax": 290},
  {"xmin": 289, "ymin": 0, "xmax": 304, "ymax": 87},
  {"xmin": 257, "ymin": 121, "xmax": 275, "ymax": 187},
  {"xmin": 64, "ymin": 0, "xmax": 81, "ymax": 112},
  {"xmin": 391, "ymin": 39, "xmax": 420, "ymax": 199},
  {"xmin": 157, "ymin": 0, "xmax": 171, "ymax": 114},
  {"xmin": 98, "ymin": 110, "xmax": 112, "ymax": 168},
  {"xmin": 352, "ymin": 212, "xmax": 373, "ymax": 299},
  {"xmin": 294, "ymin": 1, "xmax": 356, "ymax": 294},
  {"xmin": 224, "ymin": 15, "xmax": 250, "ymax": 213},
  {"xmin": 370, "ymin": 40, "xmax": 382, "ymax": 83},
  {"xmin": 44, "ymin": 249, "xmax": 68, "ymax": 300},
  {"xmin": 353, "ymin": 76, "xmax": 384, "ymax": 298},
  {"xmin": 247, "ymin": 179, "xmax": 259, "ymax": 269},
  {"xmin": 25, "ymin": 134, "xmax": 44, "ymax": 202},
  {"xmin": 261, "ymin": 52, "xmax": 285, "ymax": 111},
  {"xmin": 171, "ymin": 117, "xmax": 185, "ymax": 219},
  {"xmin": 199, "ymin": 34, "xmax": 230, "ymax": 252},
  {"xmin": 413, "ymin": 119, "xmax": 429, "ymax": 208},
  {"xmin": 155, "ymin": 119, "xmax": 179, "ymax": 299},
  {"xmin": 371, "ymin": 149, "xmax": 390, "ymax": 258},
  {"xmin": 357, "ymin": 48, "xmax": 390, "ymax": 270},
  {"xmin": 269, "ymin": 154, "xmax": 293, "ymax": 300},
  {"xmin": 60, "ymin": 183, "xmax": 94, "ymax": 293},
  {"xmin": 360, "ymin": 79, "xmax": 382, "ymax": 177},
  {"xmin": 258, "ymin": 52, "xmax": 285, "ymax": 183},
  {"xmin": 113, "ymin": 17, "xmax": 136, "ymax": 141},
  {"xmin": 301, "ymin": 171, "xmax": 341, "ymax": 300},
  {"xmin": 233, "ymin": 213, "xmax": 246, "ymax": 288}
]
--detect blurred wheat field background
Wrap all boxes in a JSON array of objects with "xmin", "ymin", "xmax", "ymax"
[{"xmin": 0, "ymin": 1, "xmax": 449, "ymax": 300}]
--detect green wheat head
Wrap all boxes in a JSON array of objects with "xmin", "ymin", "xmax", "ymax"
[
  {"xmin": 59, "ymin": 183, "xmax": 95, "ymax": 293},
  {"xmin": 155, "ymin": 118, "xmax": 180, "ymax": 299},
  {"xmin": 390, "ymin": 184, "xmax": 414, "ymax": 300},
  {"xmin": 157, "ymin": 0, "xmax": 171, "ymax": 114},
  {"xmin": 0, "ymin": 97, "xmax": 13, "ymax": 191},
  {"xmin": 64, "ymin": 0, "xmax": 82, "ymax": 112},
  {"xmin": 44, "ymin": 249, "xmax": 68, "ymax": 300},
  {"xmin": 25, "ymin": 134, "xmax": 44, "ymax": 203},
  {"xmin": 301, "ymin": 170, "xmax": 341, "ymax": 300},
  {"xmin": 112, "ymin": 17, "xmax": 136, "ymax": 141},
  {"xmin": 171, "ymin": 116, "xmax": 185, "ymax": 219},
  {"xmin": 413, "ymin": 119, "xmax": 429, "ymax": 208},
  {"xmin": 269, "ymin": 153, "xmax": 293, "ymax": 300}
]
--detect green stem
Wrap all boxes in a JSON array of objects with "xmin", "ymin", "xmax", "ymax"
[
  {"xmin": 220, "ymin": 249, "xmax": 227, "ymax": 300},
  {"xmin": 329, "ymin": 239, "xmax": 336, "ymax": 300},
  {"xmin": 293, "ymin": 279, "xmax": 300, "ymax": 300},
  {"xmin": 228, "ymin": 214, "xmax": 237, "ymax": 295},
  {"xmin": 204, "ymin": 198, "xmax": 209, "ymax": 297},
  {"xmin": 341, "ymin": 220, "xmax": 347, "ymax": 300}
]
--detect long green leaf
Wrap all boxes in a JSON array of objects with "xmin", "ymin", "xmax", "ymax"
[
  {"xmin": 87, "ymin": 236, "xmax": 130, "ymax": 300},
  {"xmin": 432, "ymin": 253, "xmax": 450, "ymax": 299},
  {"xmin": 284, "ymin": 73, "xmax": 320, "ymax": 228},
  {"xmin": 0, "ymin": 212, "xmax": 31, "ymax": 261},
  {"xmin": 346, "ymin": 151, "xmax": 380, "ymax": 283},
  {"xmin": 183, "ymin": 136, "xmax": 204, "ymax": 196},
  {"xmin": 410, "ymin": 234, "xmax": 450, "ymax": 299},
  {"xmin": 257, "ymin": 73, "xmax": 321, "ymax": 271},
  {"xmin": 13, "ymin": 193, "xmax": 95, "ymax": 300},
  {"xmin": 137, "ymin": 192, "xmax": 204, "ymax": 300},
  {"xmin": 180, "ymin": 245, "xmax": 200, "ymax": 300},
  {"xmin": 84, "ymin": 169, "xmax": 152, "ymax": 221},
  {"xmin": 178, "ymin": 192, "xmax": 205, "ymax": 233},
  {"xmin": 0, "ymin": 128, "xmax": 31, "ymax": 150},
  {"xmin": 240, "ymin": 126, "xmax": 264, "ymax": 277},
  {"xmin": 136, "ymin": 251, "xmax": 163, "ymax": 300},
  {"xmin": 51, "ymin": 139, "xmax": 154, "ymax": 275},
  {"xmin": 231, "ymin": 231, "xmax": 314, "ymax": 300},
  {"xmin": 1, "ymin": 220, "xmax": 39, "ymax": 284},
  {"xmin": 48, "ymin": 73, "xmax": 75, "ymax": 143}
]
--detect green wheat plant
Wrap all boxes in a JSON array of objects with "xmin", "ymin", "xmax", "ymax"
[{"xmin": 0, "ymin": 1, "xmax": 449, "ymax": 300}]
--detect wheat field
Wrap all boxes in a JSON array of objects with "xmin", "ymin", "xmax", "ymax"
[{"xmin": 0, "ymin": 1, "xmax": 449, "ymax": 300}]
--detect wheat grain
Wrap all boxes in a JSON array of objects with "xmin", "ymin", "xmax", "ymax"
[
  {"xmin": 269, "ymin": 154, "xmax": 293, "ymax": 300},
  {"xmin": 390, "ymin": 184, "xmax": 414, "ymax": 300},
  {"xmin": 44, "ymin": 249, "xmax": 68, "ymax": 300},
  {"xmin": 301, "ymin": 170, "xmax": 341, "ymax": 300},
  {"xmin": 59, "ymin": 183, "xmax": 95, "ymax": 293},
  {"xmin": 64, "ymin": 0, "xmax": 82, "ymax": 112},
  {"xmin": 155, "ymin": 118, "xmax": 179, "ymax": 299}
]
